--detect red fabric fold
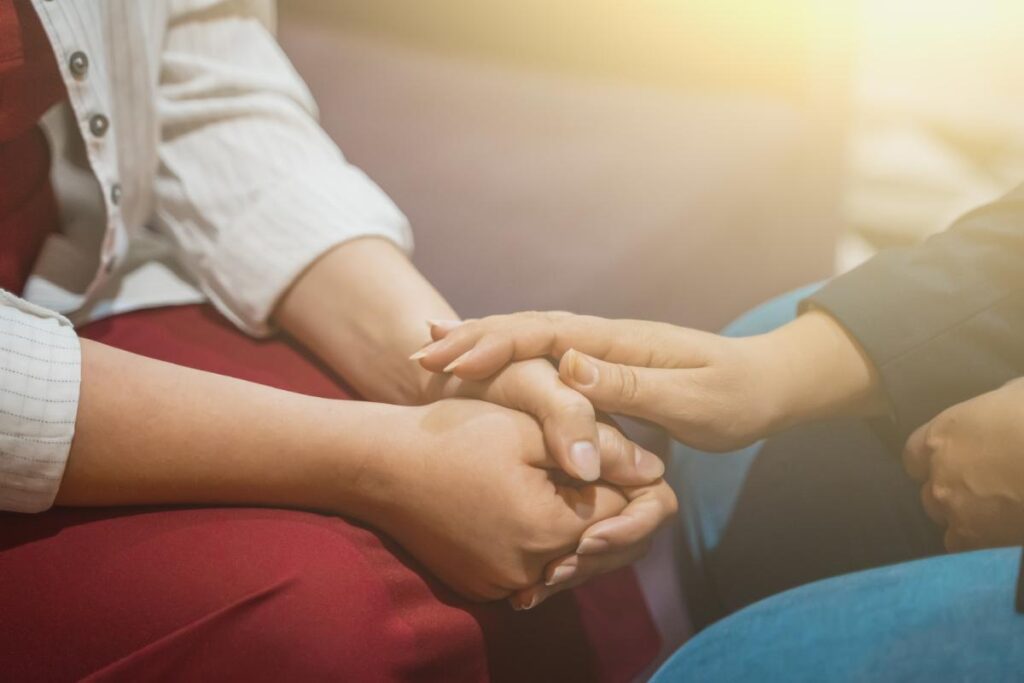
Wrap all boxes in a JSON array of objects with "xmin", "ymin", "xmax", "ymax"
[{"xmin": 0, "ymin": 0, "xmax": 65, "ymax": 294}]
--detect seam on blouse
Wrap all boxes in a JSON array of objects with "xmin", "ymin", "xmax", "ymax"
[
  {"xmin": 0, "ymin": 367, "xmax": 79, "ymax": 383},
  {"xmin": 0, "ymin": 449, "xmax": 66, "ymax": 464},
  {"xmin": 0, "ymin": 408, "xmax": 75, "ymax": 425},
  {"xmin": 0, "ymin": 347, "xmax": 78, "ymax": 364}
]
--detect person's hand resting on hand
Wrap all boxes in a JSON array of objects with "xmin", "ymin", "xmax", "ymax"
[
  {"xmin": 903, "ymin": 378, "xmax": 1024, "ymax": 552},
  {"xmin": 414, "ymin": 310, "xmax": 885, "ymax": 452}
]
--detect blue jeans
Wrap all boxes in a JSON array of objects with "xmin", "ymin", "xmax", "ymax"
[
  {"xmin": 667, "ymin": 284, "xmax": 943, "ymax": 628},
  {"xmin": 653, "ymin": 548, "xmax": 1024, "ymax": 682}
]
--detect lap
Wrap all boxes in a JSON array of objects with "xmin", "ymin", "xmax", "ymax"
[
  {"xmin": 0, "ymin": 506, "xmax": 488, "ymax": 681},
  {"xmin": 669, "ymin": 286, "xmax": 943, "ymax": 627},
  {"xmin": 654, "ymin": 547, "xmax": 1024, "ymax": 683},
  {"xmin": 0, "ymin": 304, "xmax": 658, "ymax": 682}
]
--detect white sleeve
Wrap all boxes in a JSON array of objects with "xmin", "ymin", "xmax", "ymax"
[
  {"xmin": 155, "ymin": 0, "xmax": 413, "ymax": 337},
  {"xmin": 0, "ymin": 290, "xmax": 81, "ymax": 513}
]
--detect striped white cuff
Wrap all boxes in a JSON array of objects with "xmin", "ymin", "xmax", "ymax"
[{"xmin": 0, "ymin": 290, "xmax": 81, "ymax": 513}]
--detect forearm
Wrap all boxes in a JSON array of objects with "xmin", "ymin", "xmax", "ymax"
[
  {"xmin": 56, "ymin": 339, "xmax": 395, "ymax": 515},
  {"xmin": 274, "ymin": 238, "xmax": 456, "ymax": 405},
  {"xmin": 746, "ymin": 309, "xmax": 887, "ymax": 432}
]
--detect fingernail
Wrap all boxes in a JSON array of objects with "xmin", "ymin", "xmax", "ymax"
[
  {"xmin": 443, "ymin": 350, "xmax": 473, "ymax": 373},
  {"xmin": 409, "ymin": 349, "xmax": 429, "ymax": 361},
  {"xmin": 635, "ymin": 449, "xmax": 665, "ymax": 480},
  {"xmin": 570, "ymin": 441, "xmax": 601, "ymax": 482},
  {"xmin": 573, "ymin": 499, "xmax": 595, "ymax": 519},
  {"xmin": 567, "ymin": 349, "xmax": 598, "ymax": 387},
  {"xmin": 546, "ymin": 564, "xmax": 578, "ymax": 587},
  {"xmin": 577, "ymin": 537, "xmax": 610, "ymax": 555},
  {"xmin": 522, "ymin": 594, "xmax": 541, "ymax": 610},
  {"xmin": 428, "ymin": 319, "xmax": 461, "ymax": 332}
]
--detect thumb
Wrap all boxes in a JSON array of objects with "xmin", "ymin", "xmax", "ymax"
[{"xmin": 559, "ymin": 349, "xmax": 678, "ymax": 426}]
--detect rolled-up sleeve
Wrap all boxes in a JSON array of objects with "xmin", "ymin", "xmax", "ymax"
[
  {"xmin": 154, "ymin": 0, "xmax": 413, "ymax": 337},
  {"xmin": 0, "ymin": 291, "xmax": 81, "ymax": 513}
]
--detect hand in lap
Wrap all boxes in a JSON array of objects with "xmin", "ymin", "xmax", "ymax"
[
  {"xmin": 903, "ymin": 378, "xmax": 1024, "ymax": 552},
  {"xmin": 416, "ymin": 319, "xmax": 682, "ymax": 608},
  {"xmin": 364, "ymin": 398, "xmax": 670, "ymax": 603}
]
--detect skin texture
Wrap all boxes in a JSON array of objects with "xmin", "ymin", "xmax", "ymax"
[
  {"xmin": 273, "ymin": 239, "xmax": 675, "ymax": 606},
  {"xmin": 411, "ymin": 309, "xmax": 891, "ymax": 597},
  {"xmin": 416, "ymin": 309, "xmax": 887, "ymax": 451},
  {"xmin": 59, "ymin": 340, "xmax": 647, "ymax": 602},
  {"xmin": 903, "ymin": 378, "xmax": 1024, "ymax": 552},
  {"xmin": 58, "ymin": 239, "xmax": 672, "ymax": 608}
]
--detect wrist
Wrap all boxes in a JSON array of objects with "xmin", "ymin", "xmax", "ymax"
[
  {"xmin": 306, "ymin": 400, "xmax": 413, "ymax": 521},
  {"xmin": 745, "ymin": 310, "xmax": 885, "ymax": 433}
]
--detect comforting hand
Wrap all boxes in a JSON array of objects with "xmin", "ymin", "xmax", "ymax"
[
  {"xmin": 362, "ymin": 398, "xmax": 673, "ymax": 603},
  {"xmin": 414, "ymin": 310, "xmax": 884, "ymax": 452},
  {"xmin": 903, "ymin": 378, "xmax": 1024, "ymax": 552},
  {"xmin": 416, "ymin": 335, "xmax": 676, "ymax": 608},
  {"xmin": 418, "ymin": 348, "xmax": 664, "ymax": 484}
]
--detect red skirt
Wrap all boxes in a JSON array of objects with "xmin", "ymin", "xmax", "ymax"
[{"xmin": 0, "ymin": 304, "xmax": 658, "ymax": 682}]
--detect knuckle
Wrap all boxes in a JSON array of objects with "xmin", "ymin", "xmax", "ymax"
[
  {"xmin": 663, "ymin": 490, "xmax": 680, "ymax": 518},
  {"xmin": 494, "ymin": 565, "xmax": 536, "ymax": 592},
  {"xmin": 923, "ymin": 432, "xmax": 946, "ymax": 454},
  {"xmin": 616, "ymin": 366, "xmax": 642, "ymax": 404}
]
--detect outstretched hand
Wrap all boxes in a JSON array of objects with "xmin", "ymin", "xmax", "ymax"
[
  {"xmin": 415, "ymin": 310, "xmax": 884, "ymax": 452},
  {"xmin": 416, "ymin": 313, "xmax": 781, "ymax": 451}
]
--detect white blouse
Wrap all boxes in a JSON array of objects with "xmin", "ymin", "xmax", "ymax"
[{"xmin": 0, "ymin": 0, "xmax": 412, "ymax": 512}]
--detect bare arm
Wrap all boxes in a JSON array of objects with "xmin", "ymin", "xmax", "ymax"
[
  {"xmin": 56, "ymin": 339, "xmax": 388, "ymax": 513},
  {"xmin": 273, "ymin": 237, "xmax": 454, "ymax": 406},
  {"xmin": 53, "ymin": 339, "xmax": 645, "ymax": 601}
]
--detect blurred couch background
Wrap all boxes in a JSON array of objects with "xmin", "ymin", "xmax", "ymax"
[{"xmin": 277, "ymin": 0, "xmax": 853, "ymax": 333}]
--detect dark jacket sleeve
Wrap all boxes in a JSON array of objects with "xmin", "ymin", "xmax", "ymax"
[{"xmin": 804, "ymin": 184, "xmax": 1024, "ymax": 446}]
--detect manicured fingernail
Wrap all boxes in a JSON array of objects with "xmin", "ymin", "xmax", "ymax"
[
  {"xmin": 409, "ymin": 349, "xmax": 429, "ymax": 361},
  {"xmin": 636, "ymin": 449, "xmax": 665, "ymax": 480},
  {"xmin": 567, "ymin": 349, "xmax": 598, "ymax": 387},
  {"xmin": 570, "ymin": 441, "xmax": 601, "ymax": 482},
  {"xmin": 428, "ymin": 319, "xmax": 461, "ymax": 333},
  {"xmin": 521, "ymin": 594, "xmax": 541, "ymax": 610},
  {"xmin": 577, "ymin": 537, "xmax": 610, "ymax": 555},
  {"xmin": 443, "ymin": 350, "xmax": 473, "ymax": 373},
  {"xmin": 546, "ymin": 564, "xmax": 578, "ymax": 587}
]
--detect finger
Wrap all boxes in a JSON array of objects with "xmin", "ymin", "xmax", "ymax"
[
  {"xmin": 555, "ymin": 481, "xmax": 631, "ymax": 529},
  {"xmin": 903, "ymin": 421, "xmax": 934, "ymax": 482},
  {"xmin": 593, "ymin": 423, "xmax": 665, "ymax": 486},
  {"xmin": 427, "ymin": 319, "xmax": 464, "ymax": 341},
  {"xmin": 943, "ymin": 527, "xmax": 980, "ymax": 553},
  {"xmin": 417, "ymin": 314, "xmax": 566, "ymax": 376},
  {"xmin": 511, "ymin": 543, "xmax": 650, "ymax": 610},
  {"xmin": 575, "ymin": 480, "xmax": 677, "ymax": 555},
  {"xmin": 417, "ymin": 312, "xmax": 708, "ymax": 379},
  {"xmin": 505, "ymin": 364, "xmax": 603, "ymax": 482},
  {"xmin": 920, "ymin": 482, "xmax": 949, "ymax": 525},
  {"xmin": 559, "ymin": 349, "xmax": 680, "ymax": 427},
  {"xmin": 439, "ymin": 334, "xmax": 519, "ymax": 380}
]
